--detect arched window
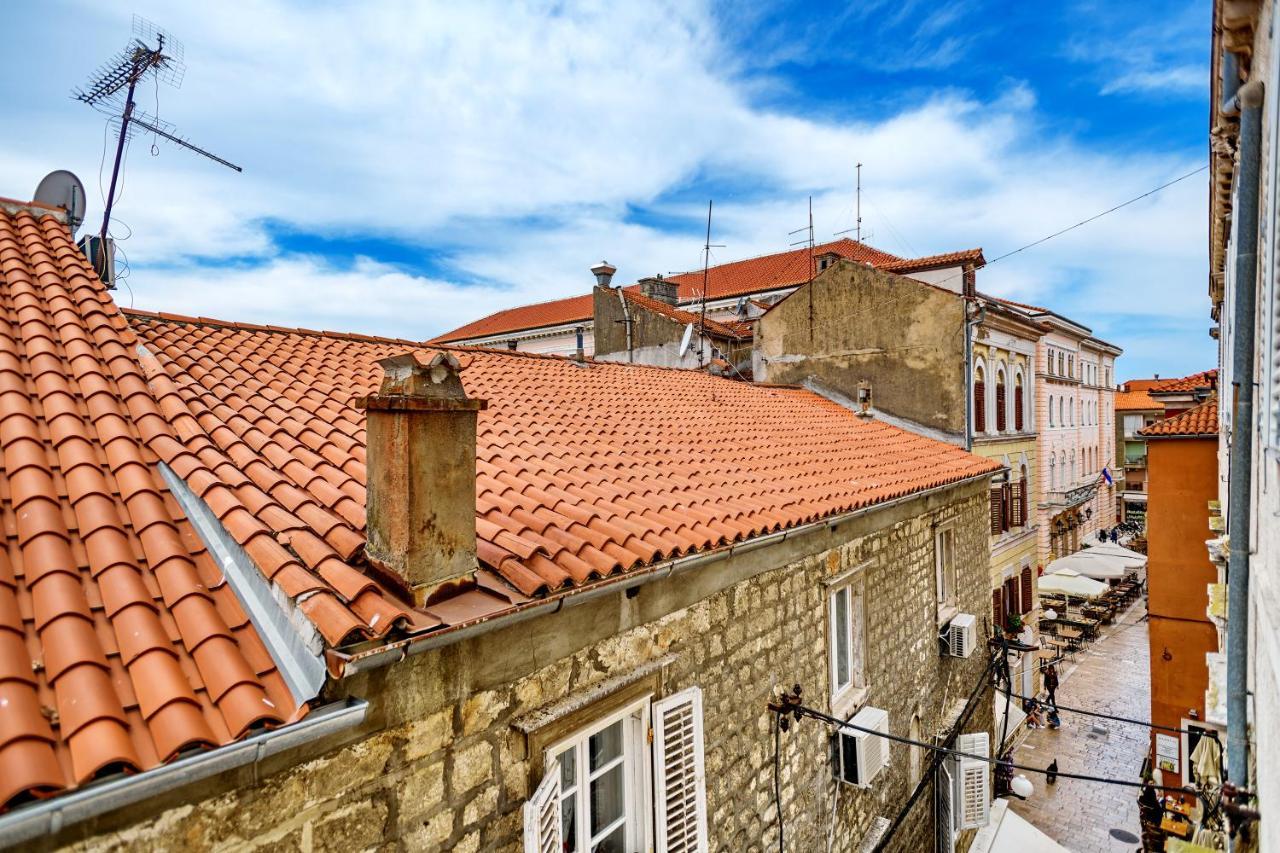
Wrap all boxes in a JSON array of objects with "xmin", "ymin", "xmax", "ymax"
[
  {"xmin": 995, "ymin": 367, "xmax": 1008, "ymax": 432},
  {"xmin": 1048, "ymin": 394, "xmax": 1055, "ymax": 427},
  {"xmin": 1058, "ymin": 397, "xmax": 1064, "ymax": 426},
  {"xmin": 973, "ymin": 363, "xmax": 986, "ymax": 433},
  {"xmin": 1047, "ymin": 348, "xmax": 1055, "ymax": 375},
  {"xmin": 1069, "ymin": 450, "xmax": 1076, "ymax": 484},
  {"xmin": 1068, "ymin": 354, "xmax": 1074, "ymax": 378},
  {"xmin": 1049, "ymin": 455, "xmax": 1056, "ymax": 490},
  {"xmin": 1069, "ymin": 399, "xmax": 1074, "ymax": 426},
  {"xmin": 1014, "ymin": 371, "xmax": 1025, "ymax": 431},
  {"xmin": 1058, "ymin": 352, "xmax": 1065, "ymax": 375}
]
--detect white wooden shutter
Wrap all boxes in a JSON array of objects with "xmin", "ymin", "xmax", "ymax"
[
  {"xmin": 523, "ymin": 758, "xmax": 562, "ymax": 853},
  {"xmin": 955, "ymin": 732, "xmax": 991, "ymax": 829},
  {"xmin": 935, "ymin": 761, "xmax": 955, "ymax": 853},
  {"xmin": 652, "ymin": 687, "xmax": 709, "ymax": 853}
]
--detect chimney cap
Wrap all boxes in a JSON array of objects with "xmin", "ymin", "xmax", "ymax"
[{"xmin": 591, "ymin": 261, "xmax": 617, "ymax": 287}]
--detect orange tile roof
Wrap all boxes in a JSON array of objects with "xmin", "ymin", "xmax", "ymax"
[
  {"xmin": 0, "ymin": 208, "xmax": 305, "ymax": 810},
  {"xmin": 1139, "ymin": 395, "xmax": 1219, "ymax": 437},
  {"xmin": 126, "ymin": 310, "xmax": 997, "ymax": 627},
  {"xmin": 432, "ymin": 238, "xmax": 931, "ymax": 343},
  {"xmin": 622, "ymin": 290, "xmax": 752, "ymax": 339},
  {"xmin": 427, "ymin": 292, "xmax": 595, "ymax": 343},
  {"xmin": 1115, "ymin": 379, "xmax": 1164, "ymax": 411},
  {"xmin": 1151, "ymin": 369, "xmax": 1218, "ymax": 394}
]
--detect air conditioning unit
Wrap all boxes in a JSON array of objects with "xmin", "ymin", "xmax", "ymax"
[
  {"xmin": 946, "ymin": 613, "xmax": 976, "ymax": 658},
  {"xmin": 833, "ymin": 706, "xmax": 889, "ymax": 788}
]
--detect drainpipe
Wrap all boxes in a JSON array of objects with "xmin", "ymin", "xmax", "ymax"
[
  {"xmin": 964, "ymin": 302, "xmax": 986, "ymax": 451},
  {"xmin": 1226, "ymin": 79, "xmax": 1262, "ymax": 789},
  {"xmin": 617, "ymin": 289, "xmax": 634, "ymax": 363}
]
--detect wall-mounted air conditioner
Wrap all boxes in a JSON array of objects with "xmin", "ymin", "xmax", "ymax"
[
  {"xmin": 833, "ymin": 706, "xmax": 889, "ymax": 788},
  {"xmin": 946, "ymin": 613, "xmax": 976, "ymax": 658}
]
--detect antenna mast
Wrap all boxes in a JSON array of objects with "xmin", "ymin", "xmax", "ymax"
[
  {"xmin": 697, "ymin": 200, "xmax": 724, "ymax": 367},
  {"xmin": 835, "ymin": 161, "xmax": 865, "ymax": 242},
  {"xmin": 74, "ymin": 15, "xmax": 241, "ymax": 288},
  {"xmin": 856, "ymin": 162, "xmax": 862, "ymax": 243}
]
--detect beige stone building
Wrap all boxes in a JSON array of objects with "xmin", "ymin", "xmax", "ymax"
[{"xmin": 0, "ymin": 200, "xmax": 1004, "ymax": 853}]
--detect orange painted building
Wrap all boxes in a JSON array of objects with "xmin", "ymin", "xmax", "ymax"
[{"xmin": 1139, "ymin": 397, "xmax": 1221, "ymax": 790}]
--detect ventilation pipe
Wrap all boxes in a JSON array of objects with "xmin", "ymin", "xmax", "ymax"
[
  {"xmin": 1226, "ymin": 78, "xmax": 1263, "ymax": 787},
  {"xmin": 574, "ymin": 325, "xmax": 586, "ymax": 361}
]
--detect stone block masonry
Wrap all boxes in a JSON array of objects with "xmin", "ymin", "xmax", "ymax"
[{"xmin": 55, "ymin": 481, "xmax": 993, "ymax": 853}]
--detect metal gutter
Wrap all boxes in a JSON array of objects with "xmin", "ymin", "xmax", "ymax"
[
  {"xmin": 332, "ymin": 470, "xmax": 995, "ymax": 677},
  {"xmin": 159, "ymin": 462, "xmax": 327, "ymax": 705},
  {"xmin": 1226, "ymin": 79, "xmax": 1263, "ymax": 788},
  {"xmin": 0, "ymin": 699, "xmax": 368, "ymax": 850}
]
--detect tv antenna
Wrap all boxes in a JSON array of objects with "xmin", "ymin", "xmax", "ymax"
[
  {"xmin": 789, "ymin": 197, "xmax": 816, "ymax": 338},
  {"xmin": 697, "ymin": 200, "xmax": 725, "ymax": 366},
  {"xmin": 835, "ymin": 162, "xmax": 863, "ymax": 241},
  {"xmin": 73, "ymin": 15, "xmax": 241, "ymax": 286}
]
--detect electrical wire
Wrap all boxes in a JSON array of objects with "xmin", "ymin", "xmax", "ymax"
[
  {"xmin": 757, "ymin": 164, "xmax": 1210, "ymax": 348},
  {"xmin": 776, "ymin": 698, "xmax": 1196, "ymax": 795},
  {"xmin": 997, "ymin": 688, "xmax": 1205, "ymax": 735}
]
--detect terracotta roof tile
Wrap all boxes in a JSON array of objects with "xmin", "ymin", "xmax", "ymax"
[
  {"xmin": 432, "ymin": 238, "xmax": 913, "ymax": 343},
  {"xmin": 1150, "ymin": 369, "xmax": 1218, "ymax": 394},
  {"xmin": 1115, "ymin": 378, "xmax": 1163, "ymax": 411},
  {"xmin": 0, "ymin": 207, "xmax": 304, "ymax": 811},
  {"xmin": 127, "ymin": 309, "xmax": 999, "ymax": 623},
  {"xmin": 1139, "ymin": 395, "xmax": 1219, "ymax": 437},
  {"xmin": 621, "ymin": 290, "xmax": 751, "ymax": 339}
]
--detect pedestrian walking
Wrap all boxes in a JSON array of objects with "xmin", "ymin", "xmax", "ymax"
[{"xmin": 1044, "ymin": 663, "xmax": 1060, "ymax": 708}]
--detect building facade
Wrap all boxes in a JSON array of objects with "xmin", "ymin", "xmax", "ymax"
[
  {"xmin": 1114, "ymin": 379, "xmax": 1163, "ymax": 526},
  {"xmin": 1029, "ymin": 320, "xmax": 1120, "ymax": 562},
  {"xmin": 1139, "ymin": 400, "xmax": 1222, "ymax": 796},
  {"xmin": 1206, "ymin": 0, "xmax": 1280, "ymax": 844}
]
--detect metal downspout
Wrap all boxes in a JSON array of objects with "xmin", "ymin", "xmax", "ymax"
[
  {"xmin": 617, "ymin": 288, "xmax": 634, "ymax": 363},
  {"xmin": 1227, "ymin": 79, "xmax": 1263, "ymax": 787},
  {"xmin": 965, "ymin": 301, "xmax": 974, "ymax": 451}
]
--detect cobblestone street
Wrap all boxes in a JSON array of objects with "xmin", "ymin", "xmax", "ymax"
[{"xmin": 1007, "ymin": 599, "xmax": 1151, "ymax": 853}]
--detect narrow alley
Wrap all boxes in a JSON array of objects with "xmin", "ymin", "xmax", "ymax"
[{"xmin": 1008, "ymin": 600, "xmax": 1151, "ymax": 853}]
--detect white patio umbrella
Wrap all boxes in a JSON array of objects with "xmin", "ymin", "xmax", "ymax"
[
  {"xmin": 1082, "ymin": 542, "xmax": 1147, "ymax": 567},
  {"xmin": 1045, "ymin": 552, "xmax": 1125, "ymax": 581},
  {"xmin": 1038, "ymin": 568, "xmax": 1108, "ymax": 598}
]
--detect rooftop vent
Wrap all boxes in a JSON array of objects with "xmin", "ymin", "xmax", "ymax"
[{"xmin": 591, "ymin": 261, "xmax": 617, "ymax": 288}]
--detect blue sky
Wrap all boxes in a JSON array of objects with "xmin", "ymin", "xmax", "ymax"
[{"xmin": 1, "ymin": 1, "xmax": 1210, "ymax": 380}]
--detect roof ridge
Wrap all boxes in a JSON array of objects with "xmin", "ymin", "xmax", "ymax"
[
  {"xmin": 126, "ymin": 307, "xmax": 762, "ymax": 375},
  {"xmin": 662, "ymin": 237, "xmax": 902, "ymax": 278}
]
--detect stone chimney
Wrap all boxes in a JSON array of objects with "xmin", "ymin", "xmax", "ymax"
[
  {"xmin": 639, "ymin": 274, "xmax": 679, "ymax": 306},
  {"xmin": 355, "ymin": 351, "xmax": 486, "ymax": 605}
]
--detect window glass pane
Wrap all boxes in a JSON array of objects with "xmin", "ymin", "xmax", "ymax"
[
  {"xmin": 833, "ymin": 588, "xmax": 850, "ymax": 690},
  {"xmin": 589, "ymin": 721, "xmax": 623, "ymax": 772},
  {"xmin": 562, "ymin": 791, "xmax": 578, "ymax": 851},
  {"xmin": 589, "ymin": 763, "xmax": 625, "ymax": 836},
  {"xmin": 557, "ymin": 746, "xmax": 577, "ymax": 790},
  {"xmin": 592, "ymin": 823, "xmax": 625, "ymax": 853}
]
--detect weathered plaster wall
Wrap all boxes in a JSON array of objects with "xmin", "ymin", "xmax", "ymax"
[
  {"xmin": 755, "ymin": 261, "xmax": 967, "ymax": 437},
  {"xmin": 592, "ymin": 286, "xmax": 751, "ymax": 371},
  {"xmin": 54, "ymin": 482, "xmax": 993, "ymax": 853}
]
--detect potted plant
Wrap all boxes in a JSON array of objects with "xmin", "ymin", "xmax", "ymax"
[{"xmin": 1005, "ymin": 613, "xmax": 1024, "ymax": 634}]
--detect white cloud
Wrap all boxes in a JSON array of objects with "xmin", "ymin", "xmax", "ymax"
[
  {"xmin": 1101, "ymin": 65, "xmax": 1204, "ymax": 96},
  {"xmin": 0, "ymin": 0, "xmax": 1211, "ymax": 380}
]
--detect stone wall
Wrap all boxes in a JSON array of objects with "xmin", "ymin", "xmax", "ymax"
[
  {"xmin": 58, "ymin": 481, "xmax": 993, "ymax": 853},
  {"xmin": 755, "ymin": 260, "xmax": 968, "ymax": 438}
]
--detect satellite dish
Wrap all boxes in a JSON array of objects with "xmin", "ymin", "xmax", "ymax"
[
  {"xmin": 34, "ymin": 170, "xmax": 87, "ymax": 236},
  {"xmin": 678, "ymin": 323, "xmax": 694, "ymax": 357}
]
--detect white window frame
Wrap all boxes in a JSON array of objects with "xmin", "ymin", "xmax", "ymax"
[
  {"xmin": 827, "ymin": 568, "xmax": 869, "ymax": 716},
  {"xmin": 935, "ymin": 525, "xmax": 958, "ymax": 623},
  {"xmin": 545, "ymin": 696, "xmax": 652, "ymax": 853}
]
